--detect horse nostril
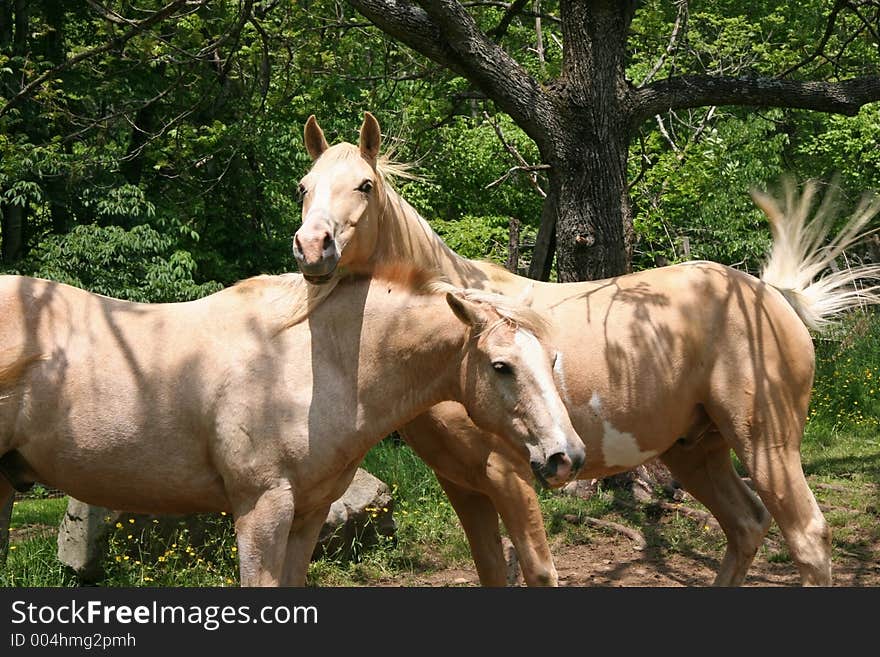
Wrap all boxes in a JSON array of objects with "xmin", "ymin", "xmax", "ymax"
[
  {"xmin": 322, "ymin": 233, "xmax": 333, "ymax": 251},
  {"xmin": 547, "ymin": 452, "xmax": 573, "ymax": 480},
  {"xmin": 293, "ymin": 234, "xmax": 304, "ymax": 256}
]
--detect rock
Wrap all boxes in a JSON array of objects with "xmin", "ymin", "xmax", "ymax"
[
  {"xmin": 502, "ymin": 536, "xmax": 521, "ymax": 586},
  {"xmin": 312, "ymin": 468, "xmax": 396, "ymax": 560},
  {"xmin": 57, "ymin": 468, "xmax": 396, "ymax": 581},
  {"xmin": 562, "ymin": 479, "xmax": 598, "ymax": 500},
  {"xmin": 57, "ymin": 500, "xmax": 214, "ymax": 581},
  {"xmin": 57, "ymin": 499, "xmax": 116, "ymax": 581}
]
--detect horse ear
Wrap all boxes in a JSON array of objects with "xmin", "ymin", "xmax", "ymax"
[
  {"xmin": 359, "ymin": 112, "xmax": 381, "ymax": 160},
  {"xmin": 446, "ymin": 293, "xmax": 487, "ymax": 329},
  {"xmin": 304, "ymin": 115, "xmax": 329, "ymax": 161}
]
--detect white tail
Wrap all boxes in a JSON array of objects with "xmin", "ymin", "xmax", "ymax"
[{"xmin": 754, "ymin": 179, "xmax": 880, "ymax": 332}]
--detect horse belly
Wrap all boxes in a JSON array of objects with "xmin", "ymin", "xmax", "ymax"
[
  {"xmin": 14, "ymin": 391, "xmax": 228, "ymax": 513},
  {"xmin": 548, "ymin": 303, "xmax": 708, "ymax": 479},
  {"xmin": 565, "ymin": 390, "xmax": 701, "ymax": 480},
  {"xmin": 19, "ymin": 437, "xmax": 229, "ymax": 513}
]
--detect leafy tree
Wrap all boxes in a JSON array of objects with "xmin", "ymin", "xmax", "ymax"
[{"xmin": 345, "ymin": 0, "xmax": 880, "ymax": 281}]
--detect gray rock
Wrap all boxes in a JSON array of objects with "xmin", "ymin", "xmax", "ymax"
[
  {"xmin": 312, "ymin": 468, "xmax": 396, "ymax": 560},
  {"xmin": 57, "ymin": 500, "xmax": 119, "ymax": 581}
]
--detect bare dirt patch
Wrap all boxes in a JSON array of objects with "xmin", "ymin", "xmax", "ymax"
[{"xmin": 374, "ymin": 527, "xmax": 880, "ymax": 587}]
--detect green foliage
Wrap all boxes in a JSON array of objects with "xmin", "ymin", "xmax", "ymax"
[
  {"xmin": 809, "ymin": 312, "xmax": 880, "ymax": 432},
  {"xmin": 8, "ymin": 497, "xmax": 67, "ymax": 528},
  {"xmin": 20, "ymin": 224, "xmax": 222, "ymax": 302},
  {"xmin": 794, "ymin": 105, "xmax": 880, "ymax": 193},
  {"xmin": 102, "ymin": 515, "xmax": 237, "ymax": 587},
  {"xmin": 430, "ymin": 215, "xmax": 512, "ymax": 263},
  {"xmin": 630, "ymin": 110, "xmax": 784, "ymax": 271}
]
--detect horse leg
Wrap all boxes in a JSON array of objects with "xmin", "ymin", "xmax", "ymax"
[
  {"xmin": 733, "ymin": 439, "xmax": 831, "ymax": 586},
  {"xmin": 660, "ymin": 431, "xmax": 771, "ymax": 586},
  {"xmin": 280, "ymin": 504, "xmax": 332, "ymax": 586},
  {"xmin": 710, "ymin": 392, "xmax": 831, "ymax": 586},
  {"xmin": 402, "ymin": 410, "xmax": 558, "ymax": 587},
  {"xmin": 483, "ymin": 453, "xmax": 558, "ymax": 587},
  {"xmin": 0, "ymin": 478, "xmax": 13, "ymax": 566},
  {"xmin": 232, "ymin": 486, "xmax": 295, "ymax": 587},
  {"xmin": 436, "ymin": 474, "xmax": 508, "ymax": 587}
]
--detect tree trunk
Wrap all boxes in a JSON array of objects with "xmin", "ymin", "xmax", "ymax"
[
  {"xmin": 121, "ymin": 102, "xmax": 158, "ymax": 189},
  {"xmin": 529, "ymin": 0, "xmax": 635, "ymax": 282},
  {"xmin": 528, "ymin": 125, "xmax": 633, "ymax": 281},
  {"xmin": 0, "ymin": 1, "xmax": 12, "ymax": 49},
  {"xmin": 44, "ymin": 0, "xmax": 66, "ymax": 65},
  {"xmin": 546, "ymin": 131, "xmax": 633, "ymax": 281},
  {"xmin": 12, "ymin": 0, "xmax": 26, "ymax": 55},
  {"xmin": 1, "ymin": 204, "xmax": 25, "ymax": 264}
]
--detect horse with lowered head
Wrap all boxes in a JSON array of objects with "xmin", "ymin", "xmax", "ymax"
[
  {"xmin": 294, "ymin": 112, "xmax": 880, "ymax": 586},
  {"xmin": 0, "ymin": 264, "xmax": 584, "ymax": 585}
]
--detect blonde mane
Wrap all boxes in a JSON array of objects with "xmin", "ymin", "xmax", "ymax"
[
  {"xmin": 341, "ymin": 261, "xmax": 548, "ymax": 339},
  {"xmin": 426, "ymin": 279, "xmax": 550, "ymax": 341},
  {"xmin": 313, "ymin": 142, "xmax": 421, "ymax": 186},
  {"xmin": 238, "ymin": 263, "xmax": 547, "ymax": 339},
  {"xmin": 376, "ymin": 152, "xmax": 422, "ymax": 186}
]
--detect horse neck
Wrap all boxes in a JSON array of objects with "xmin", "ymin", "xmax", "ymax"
[
  {"xmin": 376, "ymin": 186, "xmax": 495, "ymax": 289},
  {"xmin": 335, "ymin": 287, "xmax": 466, "ymax": 441}
]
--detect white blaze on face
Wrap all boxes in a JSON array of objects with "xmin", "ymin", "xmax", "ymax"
[
  {"xmin": 514, "ymin": 330, "xmax": 571, "ymax": 451},
  {"xmin": 303, "ymin": 175, "xmax": 335, "ymax": 228},
  {"xmin": 589, "ymin": 391, "xmax": 658, "ymax": 468}
]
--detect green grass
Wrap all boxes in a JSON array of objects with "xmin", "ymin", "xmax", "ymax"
[
  {"xmin": 9, "ymin": 496, "xmax": 67, "ymax": 528},
  {"xmin": 3, "ymin": 315, "xmax": 880, "ymax": 587}
]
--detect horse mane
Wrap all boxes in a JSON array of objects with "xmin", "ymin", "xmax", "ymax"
[
  {"xmin": 231, "ymin": 273, "xmax": 340, "ymax": 333},
  {"xmin": 238, "ymin": 262, "xmax": 547, "ymax": 339},
  {"xmin": 376, "ymin": 151, "xmax": 422, "ymax": 185},
  {"xmin": 441, "ymin": 283, "xmax": 550, "ymax": 341},
  {"xmin": 0, "ymin": 352, "xmax": 44, "ymax": 399},
  {"xmin": 311, "ymin": 142, "xmax": 418, "ymax": 182}
]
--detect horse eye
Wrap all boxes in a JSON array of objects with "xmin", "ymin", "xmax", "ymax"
[
  {"xmin": 357, "ymin": 180, "xmax": 373, "ymax": 194},
  {"xmin": 492, "ymin": 361, "xmax": 513, "ymax": 375},
  {"xmin": 297, "ymin": 183, "xmax": 307, "ymax": 200}
]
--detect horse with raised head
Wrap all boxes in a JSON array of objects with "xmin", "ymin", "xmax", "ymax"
[
  {"xmin": 0, "ymin": 264, "xmax": 584, "ymax": 585},
  {"xmin": 294, "ymin": 112, "xmax": 880, "ymax": 586}
]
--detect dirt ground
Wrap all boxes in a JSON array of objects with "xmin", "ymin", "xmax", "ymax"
[{"xmin": 375, "ymin": 530, "xmax": 880, "ymax": 587}]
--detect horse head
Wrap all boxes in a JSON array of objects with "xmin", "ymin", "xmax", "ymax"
[
  {"xmin": 443, "ymin": 287, "xmax": 585, "ymax": 487},
  {"xmin": 294, "ymin": 113, "xmax": 385, "ymax": 284}
]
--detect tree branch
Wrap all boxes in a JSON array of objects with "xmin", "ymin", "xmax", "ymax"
[
  {"xmin": 633, "ymin": 74, "xmax": 880, "ymax": 122},
  {"xmin": 779, "ymin": 0, "xmax": 847, "ymax": 78},
  {"xmin": 461, "ymin": 0, "xmax": 560, "ymax": 24},
  {"xmin": 0, "ymin": 0, "xmax": 204, "ymax": 118},
  {"xmin": 347, "ymin": 0, "xmax": 554, "ymax": 146},
  {"xmin": 345, "ymin": 0, "xmax": 455, "ymax": 69},
  {"xmin": 486, "ymin": 0, "xmax": 529, "ymax": 40},
  {"xmin": 639, "ymin": 0, "xmax": 688, "ymax": 87},
  {"xmin": 483, "ymin": 110, "xmax": 547, "ymax": 197}
]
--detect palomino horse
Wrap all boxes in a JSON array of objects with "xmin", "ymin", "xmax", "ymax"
[
  {"xmin": 294, "ymin": 112, "xmax": 880, "ymax": 586},
  {"xmin": 0, "ymin": 265, "xmax": 585, "ymax": 585}
]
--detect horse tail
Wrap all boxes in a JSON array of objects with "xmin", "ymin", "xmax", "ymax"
[{"xmin": 753, "ymin": 179, "xmax": 880, "ymax": 332}]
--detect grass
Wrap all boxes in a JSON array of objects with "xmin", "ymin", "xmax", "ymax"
[
  {"xmin": 3, "ymin": 314, "xmax": 880, "ymax": 587},
  {"xmin": 9, "ymin": 496, "xmax": 67, "ymax": 529}
]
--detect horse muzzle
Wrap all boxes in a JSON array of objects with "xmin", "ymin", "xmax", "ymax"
[
  {"xmin": 531, "ymin": 449, "xmax": 584, "ymax": 489},
  {"xmin": 293, "ymin": 224, "xmax": 339, "ymax": 283}
]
